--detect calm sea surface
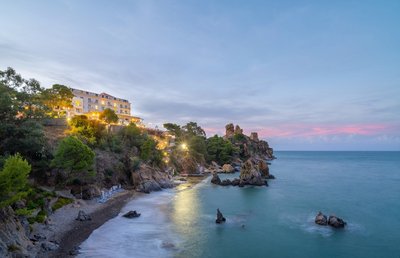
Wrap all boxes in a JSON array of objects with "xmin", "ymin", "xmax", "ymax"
[{"xmin": 79, "ymin": 151, "xmax": 400, "ymax": 258}]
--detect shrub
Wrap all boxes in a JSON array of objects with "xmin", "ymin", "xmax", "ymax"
[
  {"xmin": 52, "ymin": 197, "xmax": 73, "ymax": 211},
  {"xmin": 0, "ymin": 154, "xmax": 31, "ymax": 208},
  {"xmin": 51, "ymin": 136, "xmax": 95, "ymax": 182},
  {"xmin": 15, "ymin": 208, "xmax": 33, "ymax": 216}
]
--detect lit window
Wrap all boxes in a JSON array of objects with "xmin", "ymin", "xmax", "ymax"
[
  {"xmin": 95, "ymin": 105, "xmax": 98, "ymax": 110},
  {"xmin": 101, "ymin": 101, "xmax": 105, "ymax": 105},
  {"xmin": 114, "ymin": 103, "xmax": 117, "ymax": 107}
]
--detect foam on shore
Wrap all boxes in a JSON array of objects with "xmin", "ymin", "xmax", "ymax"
[{"xmin": 78, "ymin": 190, "xmax": 179, "ymax": 258}]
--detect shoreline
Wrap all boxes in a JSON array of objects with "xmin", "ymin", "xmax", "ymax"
[
  {"xmin": 41, "ymin": 176, "xmax": 208, "ymax": 257},
  {"xmin": 43, "ymin": 190, "xmax": 138, "ymax": 257}
]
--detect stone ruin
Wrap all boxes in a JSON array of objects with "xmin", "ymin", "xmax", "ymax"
[{"xmin": 250, "ymin": 132, "xmax": 259, "ymax": 141}]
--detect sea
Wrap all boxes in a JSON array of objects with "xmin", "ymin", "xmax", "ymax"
[{"xmin": 78, "ymin": 151, "xmax": 400, "ymax": 258}]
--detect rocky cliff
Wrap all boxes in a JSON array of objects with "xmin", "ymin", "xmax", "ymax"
[
  {"xmin": 224, "ymin": 123, "xmax": 275, "ymax": 161},
  {"xmin": 0, "ymin": 207, "xmax": 33, "ymax": 258}
]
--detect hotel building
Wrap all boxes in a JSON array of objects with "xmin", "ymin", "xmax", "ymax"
[{"xmin": 68, "ymin": 88, "xmax": 141, "ymax": 125}]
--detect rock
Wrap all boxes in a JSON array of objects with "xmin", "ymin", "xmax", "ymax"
[
  {"xmin": 231, "ymin": 178, "xmax": 240, "ymax": 186},
  {"xmin": 234, "ymin": 125, "xmax": 243, "ymax": 135},
  {"xmin": 132, "ymin": 164, "xmax": 173, "ymax": 193},
  {"xmin": 258, "ymin": 160, "xmax": 270, "ymax": 177},
  {"xmin": 225, "ymin": 123, "xmax": 235, "ymax": 138},
  {"xmin": 250, "ymin": 132, "xmax": 259, "ymax": 141},
  {"xmin": 30, "ymin": 234, "xmax": 46, "ymax": 242},
  {"xmin": 220, "ymin": 179, "xmax": 232, "ymax": 186},
  {"xmin": 123, "ymin": 210, "xmax": 141, "ymax": 218},
  {"xmin": 328, "ymin": 215, "xmax": 346, "ymax": 228},
  {"xmin": 76, "ymin": 210, "xmax": 91, "ymax": 221},
  {"xmin": 240, "ymin": 159, "xmax": 264, "ymax": 186},
  {"xmin": 211, "ymin": 173, "xmax": 221, "ymax": 185},
  {"xmin": 315, "ymin": 211, "xmax": 328, "ymax": 226},
  {"xmin": 215, "ymin": 209, "xmax": 226, "ymax": 224},
  {"xmin": 222, "ymin": 164, "xmax": 235, "ymax": 173},
  {"xmin": 41, "ymin": 241, "xmax": 59, "ymax": 251},
  {"xmin": 71, "ymin": 185, "xmax": 101, "ymax": 200},
  {"xmin": 264, "ymin": 180, "xmax": 269, "ymax": 186},
  {"xmin": 0, "ymin": 206, "xmax": 33, "ymax": 258},
  {"xmin": 266, "ymin": 174, "xmax": 275, "ymax": 179},
  {"xmin": 69, "ymin": 246, "xmax": 81, "ymax": 256}
]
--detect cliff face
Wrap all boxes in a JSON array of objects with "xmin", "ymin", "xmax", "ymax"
[
  {"xmin": 131, "ymin": 164, "xmax": 174, "ymax": 193},
  {"xmin": 224, "ymin": 123, "xmax": 275, "ymax": 161},
  {"xmin": 0, "ymin": 207, "xmax": 33, "ymax": 258}
]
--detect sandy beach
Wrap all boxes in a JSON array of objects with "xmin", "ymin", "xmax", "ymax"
[
  {"xmin": 31, "ymin": 176, "xmax": 207, "ymax": 257},
  {"xmin": 32, "ymin": 190, "xmax": 138, "ymax": 257}
]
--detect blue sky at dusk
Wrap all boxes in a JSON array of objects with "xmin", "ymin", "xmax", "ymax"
[{"xmin": 1, "ymin": 0, "xmax": 399, "ymax": 150}]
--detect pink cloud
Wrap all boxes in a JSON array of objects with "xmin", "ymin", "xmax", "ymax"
[{"xmin": 249, "ymin": 124, "xmax": 394, "ymax": 139}]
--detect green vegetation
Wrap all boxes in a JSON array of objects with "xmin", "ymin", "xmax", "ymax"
[
  {"xmin": 52, "ymin": 197, "xmax": 73, "ymax": 211},
  {"xmin": 69, "ymin": 115, "xmax": 106, "ymax": 145},
  {"xmin": 42, "ymin": 84, "xmax": 74, "ymax": 118},
  {"xmin": 140, "ymin": 138, "xmax": 162, "ymax": 165},
  {"xmin": 0, "ymin": 154, "xmax": 31, "ymax": 208},
  {"xmin": 100, "ymin": 108, "xmax": 119, "ymax": 125},
  {"xmin": 206, "ymin": 135, "xmax": 237, "ymax": 164},
  {"xmin": 51, "ymin": 136, "xmax": 95, "ymax": 182}
]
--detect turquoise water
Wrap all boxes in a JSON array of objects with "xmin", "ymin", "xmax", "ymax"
[{"xmin": 79, "ymin": 151, "xmax": 400, "ymax": 258}]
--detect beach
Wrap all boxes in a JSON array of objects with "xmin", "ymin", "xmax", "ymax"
[{"xmin": 31, "ymin": 177, "xmax": 205, "ymax": 257}]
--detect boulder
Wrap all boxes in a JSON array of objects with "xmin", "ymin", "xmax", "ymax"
[
  {"xmin": 231, "ymin": 178, "xmax": 240, "ymax": 186},
  {"xmin": 215, "ymin": 209, "xmax": 226, "ymax": 224},
  {"xmin": 123, "ymin": 210, "xmax": 141, "ymax": 218},
  {"xmin": 75, "ymin": 210, "xmax": 91, "ymax": 221},
  {"xmin": 315, "ymin": 211, "xmax": 328, "ymax": 226},
  {"xmin": 220, "ymin": 179, "xmax": 232, "ymax": 186},
  {"xmin": 211, "ymin": 173, "xmax": 221, "ymax": 185},
  {"xmin": 132, "ymin": 164, "xmax": 173, "ymax": 193},
  {"xmin": 41, "ymin": 241, "xmax": 59, "ymax": 251},
  {"xmin": 328, "ymin": 215, "xmax": 346, "ymax": 228},
  {"xmin": 222, "ymin": 164, "xmax": 235, "ymax": 173},
  {"xmin": 69, "ymin": 246, "xmax": 81, "ymax": 256},
  {"xmin": 240, "ymin": 159, "xmax": 264, "ymax": 186}
]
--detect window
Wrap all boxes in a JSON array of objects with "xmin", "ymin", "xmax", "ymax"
[
  {"xmin": 125, "ymin": 105, "xmax": 128, "ymax": 108},
  {"xmin": 95, "ymin": 99, "xmax": 98, "ymax": 103},
  {"xmin": 88, "ymin": 98, "xmax": 92, "ymax": 102},
  {"xmin": 95, "ymin": 105, "xmax": 98, "ymax": 110},
  {"xmin": 101, "ymin": 100, "xmax": 105, "ymax": 105},
  {"xmin": 113, "ymin": 103, "xmax": 117, "ymax": 107},
  {"xmin": 120, "ymin": 104, "xmax": 123, "ymax": 108}
]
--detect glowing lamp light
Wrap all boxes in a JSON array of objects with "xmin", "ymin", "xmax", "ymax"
[{"xmin": 180, "ymin": 143, "xmax": 188, "ymax": 151}]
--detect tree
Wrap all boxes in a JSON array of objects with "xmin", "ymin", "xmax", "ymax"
[
  {"xmin": 68, "ymin": 115, "xmax": 106, "ymax": 146},
  {"xmin": 183, "ymin": 122, "xmax": 206, "ymax": 137},
  {"xmin": 163, "ymin": 123, "xmax": 182, "ymax": 138},
  {"xmin": 206, "ymin": 135, "xmax": 237, "ymax": 164},
  {"xmin": 119, "ymin": 122, "xmax": 145, "ymax": 148},
  {"xmin": 0, "ymin": 67, "xmax": 48, "ymax": 119},
  {"xmin": 51, "ymin": 136, "xmax": 95, "ymax": 182},
  {"xmin": 42, "ymin": 84, "xmax": 73, "ymax": 117},
  {"xmin": 99, "ymin": 108, "xmax": 118, "ymax": 125},
  {"xmin": 140, "ymin": 138, "xmax": 162, "ymax": 165},
  {"xmin": 0, "ymin": 154, "xmax": 31, "ymax": 208},
  {"xmin": 189, "ymin": 135, "xmax": 208, "ymax": 162}
]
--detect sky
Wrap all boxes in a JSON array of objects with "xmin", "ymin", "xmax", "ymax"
[{"xmin": 1, "ymin": 0, "xmax": 399, "ymax": 150}]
